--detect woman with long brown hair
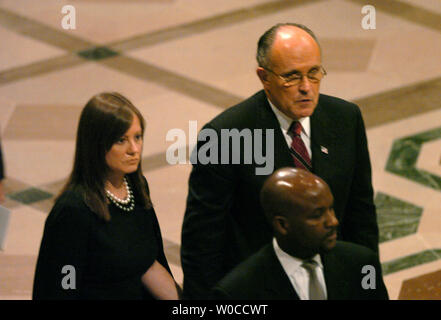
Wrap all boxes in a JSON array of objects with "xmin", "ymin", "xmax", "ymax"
[{"xmin": 33, "ymin": 92, "xmax": 180, "ymax": 299}]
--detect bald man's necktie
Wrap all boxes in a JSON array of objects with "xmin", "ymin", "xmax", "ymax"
[
  {"xmin": 302, "ymin": 260, "xmax": 326, "ymax": 300},
  {"xmin": 288, "ymin": 121, "xmax": 312, "ymax": 171}
]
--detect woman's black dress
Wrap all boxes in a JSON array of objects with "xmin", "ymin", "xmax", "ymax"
[{"xmin": 32, "ymin": 179, "xmax": 172, "ymax": 300}]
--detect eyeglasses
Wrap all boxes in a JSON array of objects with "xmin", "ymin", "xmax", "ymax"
[{"xmin": 264, "ymin": 66, "xmax": 327, "ymax": 87}]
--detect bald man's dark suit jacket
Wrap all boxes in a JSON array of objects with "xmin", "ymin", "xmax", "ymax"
[
  {"xmin": 181, "ymin": 90, "xmax": 379, "ymax": 299},
  {"xmin": 211, "ymin": 241, "xmax": 389, "ymax": 300}
]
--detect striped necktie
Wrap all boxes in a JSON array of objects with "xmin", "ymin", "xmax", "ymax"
[{"xmin": 288, "ymin": 121, "xmax": 312, "ymax": 171}]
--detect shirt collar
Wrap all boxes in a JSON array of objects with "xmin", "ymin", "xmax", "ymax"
[
  {"xmin": 267, "ymin": 98, "xmax": 311, "ymax": 138},
  {"xmin": 273, "ymin": 238, "xmax": 323, "ymax": 274}
]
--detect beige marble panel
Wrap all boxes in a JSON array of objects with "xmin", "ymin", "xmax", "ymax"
[
  {"xmin": 0, "ymin": 62, "xmax": 169, "ymax": 105},
  {"xmin": 29, "ymin": 198, "xmax": 56, "ymax": 216},
  {"xmin": 1, "ymin": 193, "xmax": 24, "ymax": 210},
  {"xmin": 100, "ymin": 55, "xmax": 242, "ymax": 108},
  {"xmin": 3, "ymin": 206, "xmax": 46, "ymax": 255},
  {"xmin": 3, "ymin": 105, "xmax": 82, "ymax": 140},
  {"xmin": 0, "ymin": 0, "xmax": 274, "ymax": 44},
  {"xmin": 418, "ymin": 205, "xmax": 441, "ymax": 235},
  {"xmin": 369, "ymin": 29, "xmax": 441, "ymax": 87},
  {"xmin": 127, "ymin": 0, "xmax": 441, "ymax": 102},
  {"xmin": 40, "ymin": 179, "xmax": 68, "ymax": 195},
  {"xmin": 367, "ymin": 109, "xmax": 441, "ymax": 148},
  {"xmin": 373, "ymin": 173, "xmax": 439, "ymax": 214},
  {"xmin": 0, "ymin": 7, "xmax": 93, "ymax": 52},
  {"xmin": 355, "ymin": 77, "xmax": 441, "ymax": 128},
  {"xmin": 3, "ymin": 140, "xmax": 75, "ymax": 186},
  {"xmin": 380, "ymin": 234, "xmax": 429, "ymax": 262},
  {"xmin": 399, "ymin": 0, "xmax": 441, "ymax": 15},
  {"xmin": 367, "ymin": 109, "xmax": 441, "ymax": 208},
  {"xmin": 0, "ymin": 98, "xmax": 16, "ymax": 136},
  {"xmin": 321, "ymin": 1, "xmax": 441, "ymax": 101},
  {"xmin": 128, "ymin": 1, "xmax": 366, "ymax": 98},
  {"xmin": 420, "ymin": 231, "xmax": 441, "ymax": 251},
  {"xmin": 368, "ymin": 108, "xmax": 441, "ymax": 284},
  {"xmin": 0, "ymin": 54, "xmax": 85, "ymax": 87},
  {"xmin": 237, "ymin": 0, "xmax": 438, "ymax": 40},
  {"xmin": 137, "ymin": 90, "xmax": 223, "ymax": 157},
  {"xmin": 0, "ymin": 177, "xmax": 30, "ymax": 195},
  {"xmin": 109, "ymin": 0, "xmax": 324, "ymax": 52},
  {"xmin": 0, "ymin": 25, "xmax": 64, "ymax": 72},
  {"xmin": 127, "ymin": 19, "xmax": 264, "ymax": 98},
  {"xmin": 416, "ymin": 139, "xmax": 441, "ymax": 177},
  {"xmin": 320, "ymin": 70, "xmax": 399, "ymax": 101},
  {"xmin": 348, "ymin": 0, "xmax": 441, "ymax": 32},
  {"xmin": 321, "ymin": 38, "xmax": 376, "ymax": 72},
  {"xmin": 0, "ymin": 254, "xmax": 36, "ymax": 299},
  {"xmin": 144, "ymin": 164, "xmax": 192, "ymax": 245}
]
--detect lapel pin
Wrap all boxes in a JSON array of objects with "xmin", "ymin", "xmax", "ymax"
[{"xmin": 321, "ymin": 146, "xmax": 328, "ymax": 154}]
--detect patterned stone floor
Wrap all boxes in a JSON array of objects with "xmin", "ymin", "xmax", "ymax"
[{"xmin": 0, "ymin": 0, "xmax": 440, "ymax": 300}]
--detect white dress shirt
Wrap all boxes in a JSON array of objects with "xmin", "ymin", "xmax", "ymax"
[
  {"xmin": 273, "ymin": 238, "xmax": 327, "ymax": 300},
  {"xmin": 267, "ymin": 98, "xmax": 312, "ymax": 159}
]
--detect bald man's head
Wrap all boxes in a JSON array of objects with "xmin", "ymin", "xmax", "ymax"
[
  {"xmin": 260, "ymin": 168, "xmax": 328, "ymax": 219},
  {"xmin": 260, "ymin": 168, "xmax": 339, "ymax": 259},
  {"xmin": 256, "ymin": 23, "xmax": 321, "ymax": 70},
  {"xmin": 256, "ymin": 23, "xmax": 324, "ymax": 121}
]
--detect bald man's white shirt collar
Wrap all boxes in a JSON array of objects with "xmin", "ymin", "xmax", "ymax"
[
  {"xmin": 273, "ymin": 238, "xmax": 327, "ymax": 300},
  {"xmin": 267, "ymin": 98, "xmax": 311, "ymax": 158}
]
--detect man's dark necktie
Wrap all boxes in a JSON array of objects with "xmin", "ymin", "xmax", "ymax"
[
  {"xmin": 288, "ymin": 121, "xmax": 312, "ymax": 171},
  {"xmin": 302, "ymin": 260, "xmax": 326, "ymax": 300}
]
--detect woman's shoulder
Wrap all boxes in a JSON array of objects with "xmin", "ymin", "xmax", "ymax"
[
  {"xmin": 54, "ymin": 188, "xmax": 89, "ymax": 210},
  {"xmin": 56, "ymin": 187, "xmax": 81, "ymax": 202},
  {"xmin": 46, "ymin": 188, "xmax": 95, "ymax": 227}
]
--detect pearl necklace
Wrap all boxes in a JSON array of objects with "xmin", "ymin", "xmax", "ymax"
[{"xmin": 105, "ymin": 177, "xmax": 135, "ymax": 212}]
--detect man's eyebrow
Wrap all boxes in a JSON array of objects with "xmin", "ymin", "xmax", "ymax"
[
  {"xmin": 281, "ymin": 65, "xmax": 321, "ymax": 77},
  {"xmin": 309, "ymin": 207, "xmax": 326, "ymax": 215},
  {"xmin": 281, "ymin": 69, "xmax": 301, "ymax": 77}
]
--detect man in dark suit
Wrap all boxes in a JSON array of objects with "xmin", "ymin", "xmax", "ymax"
[
  {"xmin": 211, "ymin": 168, "xmax": 388, "ymax": 300},
  {"xmin": 181, "ymin": 23, "xmax": 379, "ymax": 299}
]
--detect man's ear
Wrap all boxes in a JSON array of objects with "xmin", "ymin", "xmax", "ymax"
[
  {"xmin": 273, "ymin": 215, "xmax": 289, "ymax": 236},
  {"xmin": 256, "ymin": 67, "xmax": 269, "ymax": 85}
]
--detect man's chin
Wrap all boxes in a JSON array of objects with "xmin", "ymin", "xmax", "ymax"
[
  {"xmin": 320, "ymin": 238, "xmax": 337, "ymax": 253},
  {"xmin": 293, "ymin": 104, "xmax": 316, "ymax": 119}
]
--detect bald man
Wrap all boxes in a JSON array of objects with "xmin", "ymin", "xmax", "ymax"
[
  {"xmin": 211, "ymin": 168, "xmax": 388, "ymax": 300},
  {"xmin": 181, "ymin": 23, "xmax": 379, "ymax": 299}
]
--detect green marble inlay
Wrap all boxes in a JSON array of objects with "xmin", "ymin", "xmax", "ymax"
[
  {"xmin": 375, "ymin": 192, "xmax": 423, "ymax": 243},
  {"xmin": 78, "ymin": 47, "xmax": 118, "ymax": 61},
  {"xmin": 382, "ymin": 249, "xmax": 441, "ymax": 275},
  {"xmin": 386, "ymin": 127, "xmax": 441, "ymax": 191},
  {"xmin": 8, "ymin": 187, "xmax": 53, "ymax": 205}
]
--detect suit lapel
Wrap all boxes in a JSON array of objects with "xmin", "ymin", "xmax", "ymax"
[
  {"xmin": 262, "ymin": 244, "xmax": 300, "ymax": 300},
  {"xmin": 321, "ymin": 250, "xmax": 351, "ymax": 300},
  {"xmin": 255, "ymin": 92, "xmax": 296, "ymax": 171},
  {"xmin": 256, "ymin": 91, "xmax": 340, "ymax": 175},
  {"xmin": 310, "ymin": 98, "xmax": 337, "ymax": 179}
]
